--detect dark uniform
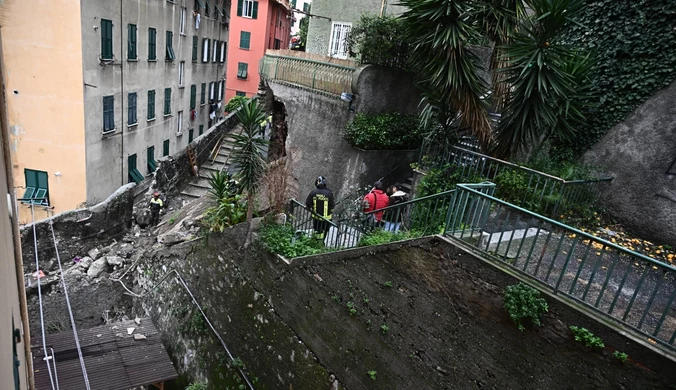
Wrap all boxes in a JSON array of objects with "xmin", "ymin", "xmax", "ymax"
[
  {"xmin": 149, "ymin": 194, "xmax": 164, "ymax": 226},
  {"xmin": 305, "ymin": 176, "xmax": 335, "ymax": 238}
]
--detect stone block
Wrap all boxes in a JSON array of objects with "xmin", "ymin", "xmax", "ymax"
[{"xmin": 87, "ymin": 258, "xmax": 109, "ymax": 278}]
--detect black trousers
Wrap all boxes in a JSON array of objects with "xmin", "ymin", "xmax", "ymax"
[
  {"xmin": 312, "ymin": 218, "xmax": 331, "ymax": 237},
  {"xmin": 150, "ymin": 209, "xmax": 160, "ymax": 226}
]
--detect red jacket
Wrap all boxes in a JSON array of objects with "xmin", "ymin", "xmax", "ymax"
[{"xmin": 364, "ymin": 190, "xmax": 389, "ymax": 221}]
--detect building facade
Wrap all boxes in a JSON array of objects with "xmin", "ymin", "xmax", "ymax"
[
  {"xmin": 290, "ymin": 0, "xmax": 311, "ymax": 36},
  {"xmin": 225, "ymin": 0, "xmax": 292, "ymax": 102},
  {"xmin": 305, "ymin": 0, "xmax": 405, "ymax": 59},
  {"xmin": 0, "ymin": 0, "xmax": 229, "ymax": 223}
]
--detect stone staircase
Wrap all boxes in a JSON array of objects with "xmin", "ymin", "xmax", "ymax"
[{"xmin": 180, "ymin": 129, "xmax": 239, "ymax": 200}]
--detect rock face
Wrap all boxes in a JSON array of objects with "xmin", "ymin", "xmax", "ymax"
[
  {"xmin": 87, "ymin": 258, "xmax": 109, "ymax": 278},
  {"xmin": 583, "ymin": 80, "xmax": 676, "ymax": 246}
]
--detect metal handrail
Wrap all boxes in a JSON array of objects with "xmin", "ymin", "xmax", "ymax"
[
  {"xmin": 262, "ymin": 53, "xmax": 357, "ymax": 71},
  {"xmin": 363, "ymin": 189, "xmax": 456, "ymax": 216}
]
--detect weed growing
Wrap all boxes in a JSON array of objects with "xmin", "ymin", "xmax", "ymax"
[
  {"xmin": 612, "ymin": 351, "xmax": 628, "ymax": 363},
  {"xmin": 570, "ymin": 326, "xmax": 605, "ymax": 349},
  {"xmin": 502, "ymin": 283, "xmax": 548, "ymax": 331},
  {"xmin": 258, "ymin": 222, "xmax": 335, "ymax": 258},
  {"xmin": 380, "ymin": 324, "xmax": 389, "ymax": 334},
  {"xmin": 358, "ymin": 229, "xmax": 424, "ymax": 247},
  {"xmin": 367, "ymin": 370, "xmax": 377, "ymax": 381}
]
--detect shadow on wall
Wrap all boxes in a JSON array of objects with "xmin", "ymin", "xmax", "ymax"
[
  {"xmin": 583, "ymin": 80, "xmax": 676, "ymax": 246},
  {"xmin": 268, "ymin": 65, "xmax": 422, "ymax": 206}
]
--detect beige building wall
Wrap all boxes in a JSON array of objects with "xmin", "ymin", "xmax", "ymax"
[{"xmin": 0, "ymin": 0, "xmax": 86, "ymax": 224}]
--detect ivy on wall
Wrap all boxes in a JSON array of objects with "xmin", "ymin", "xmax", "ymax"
[{"xmin": 553, "ymin": 0, "xmax": 676, "ymax": 157}]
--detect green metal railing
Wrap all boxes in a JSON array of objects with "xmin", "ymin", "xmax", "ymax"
[
  {"xmin": 259, "ymin": 54, "xmax": 356, "ymax": 96},
  {"xmin": 448, "ymin": 183, "xmax": 676, "ymax": 352},
  {"xmin": 423, "ymin": 145, "xmax": 613, "ymax": 217}
]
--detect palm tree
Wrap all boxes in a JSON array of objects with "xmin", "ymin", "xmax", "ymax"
[
  {"xmin": 492, "ymin": 0, "xmax": 593, "ymax": 158},
  {"xmin": 399, "ymin": 0, "xmax": 493, "ymax": 150},
  {"xmin": 229, "ymin": 99, "xmax": 268, "ymax": 220}
]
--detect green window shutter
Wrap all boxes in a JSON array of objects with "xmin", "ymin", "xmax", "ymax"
[
  {"xmin": 237, "ymin": 0, "xmax": 243, "ymax": 16},
  {"xmin": 148, "ymin": 90, "xmax": 156, "ymax": 119},
  {"xmin": 200, "ymin": 83, "xmax": 206, "ymax": 104},
  {"xmin": 252, "ymin": 1, "xmax": 258, "ymax": 19},
  {"xmin": 192, "ymin": 35, "xmax": 198, "ymax": 62},
  {"xmin": 291, "ymin": 0, "xmax": 296, "ymax": 8},
  {"xmin": 23, "ymin": 169, "xmax": 49, "ymax": 205},
  {"xmin": 101, "ymin": 19, "xmax": 113, "ymax": 59},
  {"xmin": 240, "ymin": 31, "xmax": 250, "ymax": 49},
  {"xmin": 128, "ymin": 92, "xmax": 137, "ymax": 124},
  {"xmin": 199, "ymin": 124, "xmax": 204, "ymax": 135},
  {"xmin": 148, "ymin": 28, "xmax": 157, "ymax": 60},
  {"xmin": 128, "ymin": 24, "xmax": 137, "ymax": 59},
  {"xmin": 163, "ymin": 139, "xmax": 170, "ymax": 156},
  {"xmin": 303, "ymin": 3, "xmax": 310, "ymax": 12},
  {"xmin": 236, "ymin": 91, "xmax": 246, "ymax": 97},
  {"xmin": 103, "ymin": 95, "xmax": 115, "ymax": 131},
  {"xmin": 188, "ymin": 129, "xmax": 194, "ymax": 143},
  {"xmin": 147, "ymin": 146, "xmax": 156, "ymax": 173},
  {"xmin": 164, "ymin": 88, "xmax": 171, "ymax": 115},
  {"xmin": 237, "ymin": 62, "xmax": 248, "ymax": 79},
  {"xmin": 166, "ymin": 31, "xmax": 175, "ymax": 61},
  {"xmin": 190, "ymin": 85, "xmax": 196, "ymax": 109},
  {"xmin": 25, "ymin": 169, "xmax": 37, "ymax": 188}
]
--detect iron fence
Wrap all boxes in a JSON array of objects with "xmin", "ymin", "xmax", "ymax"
[
  {"xmin": 259, "ymin": 54, "xmax": 356, "ymax": 96},
  {"xmin": 422, "ymin": 145, "xmax": 612, "ymax": 217},
  {"xmin": 448, "ymin": 183, "xmax": 676, "ymax": 352}
]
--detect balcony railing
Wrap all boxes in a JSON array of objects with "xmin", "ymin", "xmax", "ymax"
[{"xmin": 259, "ymin": 52, "xmax": 356, "ymax": 96}]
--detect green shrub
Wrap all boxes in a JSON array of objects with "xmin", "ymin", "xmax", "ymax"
[
  {"xmin": 346, "ymin": 14, "xmax": 409, "ymax": 70},
  {"xmin": 570, "ymin": 326, "xmax": 605, "ymax": 349},
  {"xmin": 612, "ymin": 350, "xmax": 628, "ymax": 363},
  {"xmin": 503, "ymin": 283, "xmax": 549, "ymax": 331},
  {"xmin": 417, "ymin": 164, "xmax": 485, "ymax": 197},
  {"xmin": 186, "ymin": 383, "xmax": 207, "ymax": 390},
  {"xmin": 224, "ymin": 95, "xmax": 248, "ymax": 113},
  {"xmin": 343, "ymin": 112, "xmax": 424, "ymax": 150},
  {"xmin": 258, "ymin": 223, "xmax": 334, "ymax": 258},
  {"xmin": 358, "ymin": 229, "xmax": 422, "ymax": 247},
  {"xmin": 203, "ymin": 194, "xmax": 248, "ymax": 233}
]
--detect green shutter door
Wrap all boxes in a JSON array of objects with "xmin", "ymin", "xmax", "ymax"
[
  {"xmin": 163, "ymin": 139, "xmax": 170, "ymax": 156},
  {"xmin": 147, "ymin": 146, "xmax": 156, "ymax": 173},
  {"xmin": 148, "ymin": 90, "xmax": 155, "ymax": 119},
  {"xmin": 101, "ymin": 19, "xmax": 113, "ymax": 59},
  {"xmin": 252, "ymin": 1, "xmax": 258, "ymax": 19},
  {"xmin": 189, "ymin": 129, "xmax": 194, "ymax": 143},
  {"xmin": 240, "ymin": 31, "xmax": 250, "ymax": 49},
  {"xmin": 200, "ymin": 83, "xmax": 206, "ymax": 104},
  {"xmin": 192, "ymin": 35, "xmax": 198, "ymax": 61},
  {"xmin": 237, "ymin": 0, "xmax": 243, "ymax": 16},
  {"xmin": 199, "ymin": 125, "xmax": 204, "ymax": 135},
  {"xmin": 149, "ymin": 28, "xmax": 157, "ymax": 60},
  {"xmin": 164, "ymin": 88, "xmax": 171, "ymax": 115},
  {"xmin": 190, "ymin": 85, "xmax": 196, "ymax": 109}
]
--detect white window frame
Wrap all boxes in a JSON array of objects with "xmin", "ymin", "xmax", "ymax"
[
  {"xmin": 219, "ymin": 41, "xmax": 226, "ymax": 63},
  {"xmin": 212, "ymin": 40, "xmax": 218, "ymax": 62},
  {"xmin": 243, "ymin": 0, "xmax": 255, "ymax": 18},
  {"xmin": 209, "ymin": 82, "xmax": 215, "ymax": 100},
  {"xmin": 202, "ymin": 38, "xmax": 210, "ymax": 62},
  {"xmin": 328, "ymin": 21, "xmax": 352, "ymax": 60},
  {"xmin": 178, "ymin": 61, "xmax": 185, "ymax": 86},
  {"xmin": 218, "ymin": 81, "xmax": 224, "ymax": 101},
  {"xmin": 180, "ymin": 7, "xmax": 186, "ymax": 35},
  {"xmin": 177, "ymin": 110, "xmax": 183, "ymax": 135}
]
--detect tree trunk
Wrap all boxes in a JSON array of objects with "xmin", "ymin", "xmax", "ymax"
[{"xmin": 247, "ymin": 192, "xmax": 254, "ymax": 220}]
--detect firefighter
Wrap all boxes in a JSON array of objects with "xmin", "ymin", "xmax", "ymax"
[
  {"xmin": 305, "ymin": 176, "xmax": 335, "ymax": 239},
  {"xmin": 149, "ymin": 191, "xmax": 164, "ymax": 226}
]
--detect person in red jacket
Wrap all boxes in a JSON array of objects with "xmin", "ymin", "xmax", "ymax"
[{"xmin": 363, "ymin": 180, "xmax": 389, "ymax": 228}]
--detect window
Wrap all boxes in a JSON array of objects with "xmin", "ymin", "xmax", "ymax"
[
  {"xmin": 237, "ymin": 62, "xmax": 248, "ymax": 79},
  {"xmin": 212, "ymin": 40, "xmax": 218, "ymax": 62},
  {"xmin": 189, "ymin": 128, "xmax": 194, "ymax": 143},
  {"xmin": 303, "ymin": 3, "xmax": 310, "ymax": 12},
  {"xmin": 127, "ymin": 24, "xmax": 137, "ymax": 60},
  {"xmin": 218, "ymin": 81, "xmax": 224, "ymax": 101},
  {"xmin": 180, "ymin": 7, "xmax": 187, "ymax": 35},
  {"xmin": 190, "ymin": 84, "xmax": 197, "ymax": 109},
  {"xmin": 291, "ymin": 0, "xmax": 296, "ymax": 7},
  {"xmin": 103, "ymin": 95, "xmax": 115, "ymax": 132},
  {"xmin": 101, "ymin": 19, "xmax": 113, "ymax": 60},
  {"xmin": 329, "ymin": 22, "xmax": 352, "ymax": 59},
  {"xmin": 199, "ymin": 124, "xmax": 204, "ymax": 135},
  {"xmin": 128, "ymin": 92, "xmax": 137, "ymax": 125},
  {"xmin": 177, "ymin": 111, "xmax": 183, "ymax": 134},
  {"xmin": 202, "ymin": 38, "xmax": 210, "ymax": 62},
  {"xmin": 147, "ymin": 146, "xmax": 157, "ymax": 173},
  {"xmin": 128, "ymin": 154, "xmax": 144, "ymax": 183},
  {"xmin": 148, "ymin": 28, "xmax": 157, "ymax": 60},
  {"xmin": 238, "ymin": 0, "xmax": 258, "ymax": 19},
  {"xmin": 166, "ymin": 31, "xmax": 175, "ymax": 61},
  {"xmin": 163, "ymin": 139, "xmax": 170, "ymax": 156},
  {"xmin": 193, "ymin": 0, "xmax": 200, "ymax": 12},
  {"xmin": 236, "ymin": 91, "xmax": 246, "ymax": 97},
  {"xmin": 192, "ymin": 35, "xmax": 198, "ymax": 62},
  {"xmin": 240, "ymin": 31, "xmax": 251, "ymax": 49},
  {"xmin": 179, "ymin": 61, "xmax": 185, "ymax": 86},
  {"xmin": 209, "ymin": 82, "xmax": 215, "ymax": 100},
  {"xmin": 205, "ymin": 0, "xmax": 210, "ymax": 17},
  {"xmin": 274, "ymin": 39, "xmax": 281, "ymax": 50},
  {"xmin": 147, "ymin": 90, "xmax": 156, "ymax": 120},
  {"xmin": 200, "ymin": 83, "xmax": 206, "ymax": 105},
  {"xmin": 164, "ymin": 88, "xmax": 172, "ymax": 115},
  {"xmin": 21, "ymin": 169, "xmax": 49, "ymax": 205},
  {"xmin": 220, "ymin": 41, "xmax": 226, "ymax": 63}
]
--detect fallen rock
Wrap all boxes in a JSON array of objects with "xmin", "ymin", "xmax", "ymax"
[
  {"xmin": 133, "ymin": 334, "xmax": 147, "ymax": 341},
  {"xmin": 106, "ymin": 256, "xmax": 124, "ymax": 267},
  {"xmin": 157, "ymin": 232, "xmax": 191, "ymax": 246},
  {"xmin": 117, "ymin": 244, "xmax": 134, "ymax": 258},
  {"xmin": 77, "ymin": 257, "xmax": 93, "ymax": 271},
  {"xmin": 88, "ymin": 248, "xmax": 101, "ymax": 260},
  {"xmin": 87, "ymin": 258, "xmax": 109, "ymax": 278}
]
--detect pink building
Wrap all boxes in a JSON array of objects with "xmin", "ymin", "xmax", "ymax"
[{"xmin": 226, "ymin": 0, "xmax": 292, "ymax": 101}]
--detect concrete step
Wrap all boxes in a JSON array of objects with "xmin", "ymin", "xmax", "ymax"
[
  {"xmin": 181, "ymin": 185, "xmax": 208, "ymax": 199},
  {"xmin": 189, "ymin": 180, "xmax": 210, "ymax": 190}
]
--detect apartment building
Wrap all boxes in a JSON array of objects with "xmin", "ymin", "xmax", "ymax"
[
  {"xmin": 306, "ymin": 0, "xmax": 405, "ymax": 59},
  {"xmin": 290, "ymin": 0, "xmax": 311, "ymax": 36},
  {"xmin": 0, "ymin": 0, "xmax": 229, "ymax": 223},
  {"xmin": 225, "ymin": 0, "xmax": 292, "ymax": 101}
]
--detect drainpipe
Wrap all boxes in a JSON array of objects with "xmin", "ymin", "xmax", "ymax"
[
  {"xmin": 120, "ymin": 0, "xmax": 125, "ymax": 186},
  {"xmin": 0, "ymin": 31, "xmax": 36, "ymax": 390}
]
